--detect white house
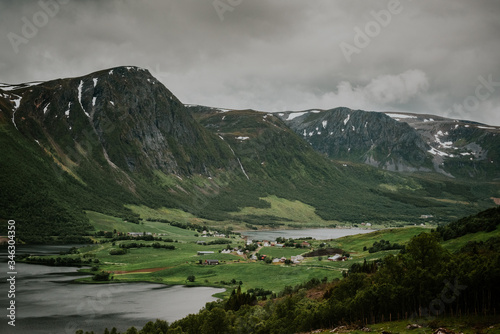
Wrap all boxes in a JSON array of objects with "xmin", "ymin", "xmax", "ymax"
[{"xmin": 328, "ymin": 254, "xmax": 342, "ymax": 261}]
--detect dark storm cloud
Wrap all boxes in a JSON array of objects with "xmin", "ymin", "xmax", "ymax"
[{"xmin": 0, "ymin": 0, "xmax": 499, "ymax": 125}]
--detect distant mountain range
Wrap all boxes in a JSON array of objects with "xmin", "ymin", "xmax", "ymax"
[
  {"xmin": 1, "ymin": 67, "xmax": 498, "ymax": 242},
  {"xmin": 277, "ymin": 108, "xmax": 500, "ymax": 179}
]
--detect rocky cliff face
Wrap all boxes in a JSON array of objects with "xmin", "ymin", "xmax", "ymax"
[
  {"xmin": 1, "ymin": 66, "xmax": 234, "ymax": 177},
  {"xmin": 0, "ymin": 67, "xmax": 239, "ymax": 241},
  {"xmin": 385, "ymin": 112, "xmax": 500, "ymax": 179},
  {"xmin": 278, "ymin": 108, "xmax": 433, "ymax": 172},
  {"xmin": 278, "ymin": 108, "xmax": 500, "ymax": 179}
]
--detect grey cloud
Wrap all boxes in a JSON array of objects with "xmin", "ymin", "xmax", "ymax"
[{"xmin": 0, "ymin": 0, "xmax": 499, "ymax": 125}]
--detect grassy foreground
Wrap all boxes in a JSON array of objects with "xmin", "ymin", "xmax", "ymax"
[{"xmin": 314, "ymin": 315, "xmax": 500, "ymax": 333}]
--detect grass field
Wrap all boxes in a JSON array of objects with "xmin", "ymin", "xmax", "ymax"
[
  {"xmin": 124, "ymin": 205, "xmax": 210, "ymax": 225},
  {"xmin": 31, "ymin": 210, "xmax": 500, "ymax": 301},
  {"xmin": 70, "ymin": 217, "xmax": 438, "ymax": 296},
  {"xmin": 442, "ymin": 224, "xmax": 500, "ymax": 252},
  {"xmin": 328, "ymin": 226, "xmax": 430, "ymax": 254},
  {"xmin": 86, "ymin": 210, "xmax": 206, "ymax": 240},
  {"xmin": 230, "ymin": 195, "xmax": 340, "ymax": 227}
]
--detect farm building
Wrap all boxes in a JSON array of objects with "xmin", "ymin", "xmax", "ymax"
[{"xmin": 197, "ymin": 251, "xmax": 215, "ymax": 255}]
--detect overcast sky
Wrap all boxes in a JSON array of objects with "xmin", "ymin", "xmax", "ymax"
[{"xmin": 1, "ymin": 0, "xmax": 500, "ymax": 125}]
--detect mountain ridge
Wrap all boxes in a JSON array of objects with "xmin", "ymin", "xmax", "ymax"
[
  {"xmin": 1, "ymin": 67, "xmax": 499, "ymax": 243},
  {"xmin": 275, "ymin": 108, "xmax": 500, "ymax": 179}
]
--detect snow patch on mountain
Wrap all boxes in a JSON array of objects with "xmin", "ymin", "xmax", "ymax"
[
  {"xmin": 434, "ymin": 130, "xmax": 453, "ymax": 149},
  {"xmin": 77, "ymin": 80, "xmax": 86, "ymax": 114},
  {"xmin": 428, "ymin": 147, "xmax": 451, "ymax": 157},
  {"xmin": 10, "ymin": 94, "xmax": 22, "ymax": 110},
  {"xmin": 388, "ymin": 113, "xmax": 417, "ymax": 119},
  {"xmin": 65, "ymin": 102, "xmax": 72, "ymax": 117},
  {"xmin": 287, "ymin": 112, "xmax": 308, "ymax": 120},
  {"xmin": 10, "ymin": 94, "xmax": 22, "ymax": 130}
]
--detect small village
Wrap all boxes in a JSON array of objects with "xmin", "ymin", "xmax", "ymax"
[
  {"xmin": 195, "ymin": 232, "xmax": 350, "ymax": 266},
  {"xmin": 119, "ymin": 228, "xmax": 352, "ymax": 267}
]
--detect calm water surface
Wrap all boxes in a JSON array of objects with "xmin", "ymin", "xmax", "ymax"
[
  {"xmin": 241, "ymin": 228, "xmax": 375, "ymax": 241},
  {"xmin": 0, "ymin": 245, "xmax": 224, "ymax": 334}
]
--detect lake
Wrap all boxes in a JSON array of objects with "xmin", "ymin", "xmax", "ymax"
[
  {"xmin": 0, "ymin": 245, "xmax": 224, "ymax": 334},
  {"xmin": 241, "ymin": 228, "xmax": 375, "ymax": 241}
]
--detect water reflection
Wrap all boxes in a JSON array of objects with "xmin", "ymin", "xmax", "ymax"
[
  {"xmin": 241, "ymin": 227, "xmax": 375, "ymax": 241},
  {"xmin": 0, "ymin": 245, "xmax": 224, "ymax": 334}
]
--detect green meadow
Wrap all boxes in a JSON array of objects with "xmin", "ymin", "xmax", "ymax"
[{"xmin": 27, "ymin": 208, "xmax": 500, "ymax": 300}]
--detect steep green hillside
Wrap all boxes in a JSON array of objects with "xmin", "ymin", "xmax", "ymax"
[
  {"xmin": 190, "ymin": 106, "xmax": 498, "ymax": 224},
  {"xmin": 437, "ymin": 205, "xmax": 500, "ymax": 242},
  {"xmin": 0, "ymin": 67, "xmax": 240, "ymax": 242}
]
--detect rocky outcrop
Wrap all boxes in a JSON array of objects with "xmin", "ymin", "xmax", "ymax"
[
  {"xmin": 278, "ymin": 108, "xmax": 433, "ymax": 172},
  {"xmin": 1, "ymin": 66, "xmax": 234, "ymax": 176},
  {"xmin": 279, "ymin": 108, "xmax": 500, "ymax": 179}
]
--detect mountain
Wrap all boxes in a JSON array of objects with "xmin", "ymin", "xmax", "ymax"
[
  {"xmin": 385, "ymin": 112, "xmax": 500, "ymax": 179},
  {"xmin": 0, "ymin": 67, "xmax": 239, "ymax": 242},
  {"xmin": 1, "ymin": 67, "xmax": 498, "ymax": 243},
  {"xmin": 278, "ymin": 108, "xmax": 500, "ymax": 179},
  {"xmin": 188, "ymin": 105, "xmax": 499, "ymax": 224},
  {"xmin": 1, "ymin": 66, "xmax": 234, "ymax": 175}
]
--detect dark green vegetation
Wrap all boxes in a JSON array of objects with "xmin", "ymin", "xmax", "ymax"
[
  {"xmin": 438, "ymin": 206, "xmax": 500, "ymax": 240},
  {"xmin": 1, "ymin": 67, "xmax": 499, "ymax": 243},
  {"xmin": 366, "ymin": 239, "xmax": 404, "ymax": 253},
  {"xmin": 163, "ymin": 234, "xmax": 498, "ymax": 334},
  {"xmin": 0, "ymin": 67, "xmax": 236, "ymax": 243},
  {"xmin": 78, "ymin": 208, "xmax": 500, "ymax": 334}
]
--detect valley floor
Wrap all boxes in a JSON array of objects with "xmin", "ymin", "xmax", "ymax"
[{"xmin": 21, "ymin": 206, "xmax": 500, "ymax": 299}]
